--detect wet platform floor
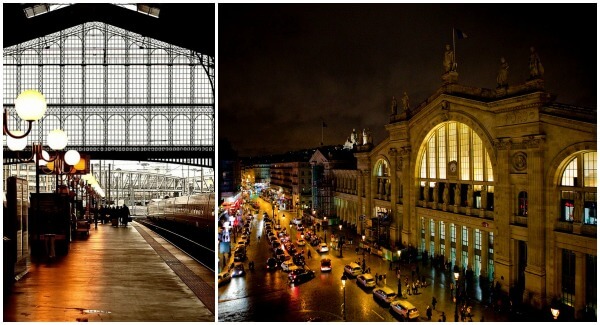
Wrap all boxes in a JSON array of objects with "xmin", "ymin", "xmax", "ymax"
[{"xmin": 3, "ymin": 220, "xmax": 215, "ymax": 322}]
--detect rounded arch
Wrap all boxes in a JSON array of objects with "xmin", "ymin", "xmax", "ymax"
[
  {"xmin": 416, "ymin": 120, "xmax": 494, "ymax": 183},
  {"xmin": 64, "ymin": 115, "xmax": 83, "ymax": 146},
  {"xmin": 85, "ymin": 115, "xmax": 105, "ymax": 146},
  {"xmin": 373, "ymin": 156, "xmax": 391, "ymax": 177},
  {"xmin": 107, "ymin": 34, "xmax": 126, "ymax": 64},
  {"xmin": 412, "ymin": 109, "xmax": 497, "ymax": 172},
  {"xmin": 547, "ymin": 142, "xmax": 597, "ymax": 226},
  {"xmin": 172, "ymin": 114, "xmax": 191, "ymax": 145},
  {"xmin": 547, "ymin": 142, "xmax": 597, "ymax": 187},
  {"xmin": 63, "ymin": 35, "xmax": 82, "ymax": 64},
  {"xmin": 150, "ymin": 114, "xmax": 169, "ymax": 145},
  {"xmin": 107, "ymin": 115, "xmax": 126, "ymax": 145},
  {"xmin": 194, "ymin": 114, "xmax": 213, "ymax": 146},
  {"xmin": 129, "ymin": 115, "xmax": 148, "ymax": 146}
]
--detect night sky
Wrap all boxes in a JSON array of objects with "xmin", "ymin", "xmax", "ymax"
[{"xmin": 218, "ymin": 3, "xmax": 597, "ymax": 157}]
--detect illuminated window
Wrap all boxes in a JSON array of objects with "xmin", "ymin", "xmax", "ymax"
[
  {"xmin": 561, "ymin": 158, "xmax": 578, "ymax": 186},
  {"xmin": 428, "ymin": 138, "xmax": 436, "ymax": 179},
  {"xmin": 584, "ymin": 152, "xmax": 597, "ymax": 187},
  {"xmin": 460, "ymin": 124, "xmax": 470, "ymax": 180},
  {"xmin": 559, "ymin": 152, "xmax": 597, "ymax": 224},
  {"xmin": 438, "ymin": 129, "xmax": 446, "ymax": 179},
  {"xmin": 448, "ymin": 122, "xmax": 457, "ymax": 162},
  {"xmin": 473, "ymin": 135, "xmax": 483, "ymax": 181},
  {"xmin": 518, "ymin": 191, "xmax": 528, "ymax": 216}
]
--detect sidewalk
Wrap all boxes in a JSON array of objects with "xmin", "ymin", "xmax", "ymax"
[{"xmin": 308, "ymin": 222, "xmax": 510, "ymax": 322}]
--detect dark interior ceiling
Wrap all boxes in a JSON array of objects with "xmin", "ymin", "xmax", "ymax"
[{"xmin": 3, "ymin": 3, "xmax": 215, "ymax": 57}]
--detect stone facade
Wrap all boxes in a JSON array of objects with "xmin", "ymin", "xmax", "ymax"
[{"xmin": 330, "ymin": 79, "xmax": 596, "ymax": 318}]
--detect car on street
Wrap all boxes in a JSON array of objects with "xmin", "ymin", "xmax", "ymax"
[
  {"xmin": 231, "ymin": 262, "xmax": 246, "ymax": 277},
  {"xmin": 390, "ymin": 300, "xmax": 420, "ymax": 320},
  {"xmin": 288, "ymin": 268, "xmax": 315, "ymax": 285},
  {"xmin": 320, "ymin": 258, "xmax": 332, "ymax": 272},
  {"xmin": 373, "ymin": 287, "xmax": 397, "ymax": 305},
  {"xmin": 237, "ymin": 241, "xmax": 246, "ymax": 249},
  {"xmin": 234, "ymin": 247, "xmax": 246, "ymax": 262},
  {"xmin": 356, "ymin": 273, "xmax": 376, "ymax": 288},
  {"xmin": 241, "ymin": 234, "xmax": 248, "ymax": 242},
  {"xmin": 296, "ymin": 224, "xmax": 304, "ymax": 232},
  {"xmin": 293, "ymin": 252, "xmax": 306, "ymax": 266},
  {"xmin": 271, "ymin": 240, "xmax": 281, "ymax": 250},
  {"xmin": 291, "ymin": 217, "xmax": 303, "ymax": 225},
  {"xmin": 318, "ymin": 242, "xmax": 329, "ymax": 253},
  {"xmin": 280, "ymin": 260, "xmax": 295, "ymax": 272},
  {"xmin": 296, "ymin": 239, "xmax": 306, "ymax": 246},
  {"xmin": 266, "ymin": 257, "xmax": 278, "ymax": 271},
  {"xmin": 274, "ymin": 224, "xmax": 282, "ymax": 230},
  {"xmin": 311, "ymin": 238, "xmax": 321, "ymax": 246},
  {"xmin": 343, "ymin": 262, "xmax": 362, "ymax": 277},
  {"xmin": 218, "ymin": 271, "xmax": 231, "ymax": 286}
]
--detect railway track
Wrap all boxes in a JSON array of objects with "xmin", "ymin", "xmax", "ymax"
[{"xmin": 136, "ymin": 218, "xmax": 215, "ymax": 272}]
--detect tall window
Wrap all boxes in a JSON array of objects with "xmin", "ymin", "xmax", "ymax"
[
  {"xmin": 562, "ymin": 249, "xmax": 576, "ymax": 307},
  {"xmin": 559, "ymin": 152, "xmax": 597, "ymax": 224},
  {"xmin": 518, "ymin": 191, "xmax": 528, "ymax": 216}
]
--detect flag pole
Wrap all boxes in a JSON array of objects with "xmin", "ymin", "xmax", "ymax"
[{"xmin": 452, "ymin": 27, "xmax": 456, "ymax": 71}]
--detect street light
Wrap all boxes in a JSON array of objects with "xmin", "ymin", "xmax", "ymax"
[
  {"xmin": 339, "ymin": 224, "xmax": 343, "ymax": 257},
  {"xmin": 341, "ymin": 274, "xmax": 347, "ymax": 321}
]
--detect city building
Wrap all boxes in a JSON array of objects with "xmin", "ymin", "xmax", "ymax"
[{"xmin": 322, "ymin": 69, "xmax": 596, "ymax": 319}]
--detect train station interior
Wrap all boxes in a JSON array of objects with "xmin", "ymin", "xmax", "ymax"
[{"xmin": 2, "ymin": 3, "xmax": 215, "ymax": 321}]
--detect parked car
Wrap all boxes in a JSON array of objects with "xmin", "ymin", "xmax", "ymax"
[
  {"xmin": 390, "ymin": 300, "xmax": 420, "ymax": 320},
  {"xmin": 318, "ymin": 242, "xmax": 329, "ymax": 253},
  {"xmin": 320, "ymin": 258, "xmax": 332, "ymax": 272},
  {"xmin": 291, "ymin": 217, "xmax": 303, "ymax": 225},
  {"xmin": 356, "ymin": 273, "xmax": 376, "ymax": 288},
  {"xmin": 231, "ymin": 262, "xmax": 246, "ymax": 277},
  {"xmin": 274, "ymin": 224, "xmax": 282, "ymax": 231},
  {"xmin": 296, "ymin": 239, "xmax": 306, "ymax": 246},
  {"xmin": 373, "ymin": 287, "xmax": 397, "ymax": 305},
  {"xmin": 218, "ymin": 271, "xmax": 231, "ymax": 286},
  {"xmin": 343, "ymin": 262, "xmax": 362, "ymax": 277}
]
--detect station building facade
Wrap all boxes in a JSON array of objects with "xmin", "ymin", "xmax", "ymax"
[{"xmin": 325, "ymin": 77, "xmax": 596, "ymax": 318}]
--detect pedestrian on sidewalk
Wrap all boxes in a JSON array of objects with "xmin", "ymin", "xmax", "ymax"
[
  {"xmin": 426, "ymin": 305, "xmax": 432, "ymax": 320},
  {"xmin": 308, "ymin": 250, "xmax": 312, "ymax": 259},
  {"xmin": 432, "ymin": 296, "xmax": 437, "ymax": 310},
  {"xmin": 442, "ymin": 312, "xmax": 446, "ymax": 322},
  {"xmin": 375, "ymin": 272, "xmax": 379, "ymax": 285}
]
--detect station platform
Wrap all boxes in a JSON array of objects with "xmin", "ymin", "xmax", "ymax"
[{"xmin": 3, "ymin": 220, "xmax": 215, "ymax": 322}]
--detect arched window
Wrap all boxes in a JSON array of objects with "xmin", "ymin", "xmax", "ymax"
[
  {"xmin": 559, "ymin": 152, "xmax": 597, "ymax": 224},
  {"xmin": 518, "ymin": 191, "xmax": 528, "ymax": 217},
  {"xmin": 418, "ymin": 122, "xmax": 494, "ymax": 210},
  {"xmin": 374, "ymin": 159, "xmax": 390, "ymax": 200}
]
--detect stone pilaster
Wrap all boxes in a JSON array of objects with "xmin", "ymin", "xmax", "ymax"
[
  {"xmin": 455, "ymin": 223, "xmax": 462, "ymax": 268},
  {"xmin": 480, "ymin": 229, "xmax": 488, "ymax": 278},
  {"xmin": 445, "ymin": 222, "xmax": 452, "ymax": 264},
  {"xmin": 399, "ymin": 146, "xmax": 412, "ymax": 247},
  {"xmin": 434, "ymin": 220, "xmax": 441, "ymax": 256},
  {"xmin": 574, "ymin": 252, "xmax": 586, "ymax": 320},
  {"xmin": 467, "ymin": 227, "xmax": 474, "ymax": 271},
  {"xmin": 492, "ymin": 138, "xmax": 512, "ymax": 294},
  {"xmin": 523, "ymin": 135, "xmax": 546, "ymax": 307}
]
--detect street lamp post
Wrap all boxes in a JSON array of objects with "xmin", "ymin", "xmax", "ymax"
[
  {"xmin": 341, "ymin": 274, "xmax": 347, "ymax": 321},
  {"xmin": 454, "ymin": 266, "xmax": 460, "ymax": 322},
  {"xmin": 339, "ymin": 224, "xmax": 343, "ymax": 257}
]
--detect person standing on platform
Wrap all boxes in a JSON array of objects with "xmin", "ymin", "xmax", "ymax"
[{"xmin": 122, "ymin": 204, "xmax": 131, "ymax": 227}]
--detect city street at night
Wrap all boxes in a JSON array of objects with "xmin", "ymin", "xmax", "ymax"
[{"xmin": 218, "ymin": 198, "xmax": 515, "ymax": 322}]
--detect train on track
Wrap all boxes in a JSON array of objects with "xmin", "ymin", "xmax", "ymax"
[{"xmin": 146, "ymin": 193, "xmax": 215, "ymax": 229}]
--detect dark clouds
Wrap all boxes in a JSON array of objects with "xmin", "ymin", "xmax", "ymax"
[{"xmin": 218, "ymin": 3, "xmax": 597, "ymax": 157}]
